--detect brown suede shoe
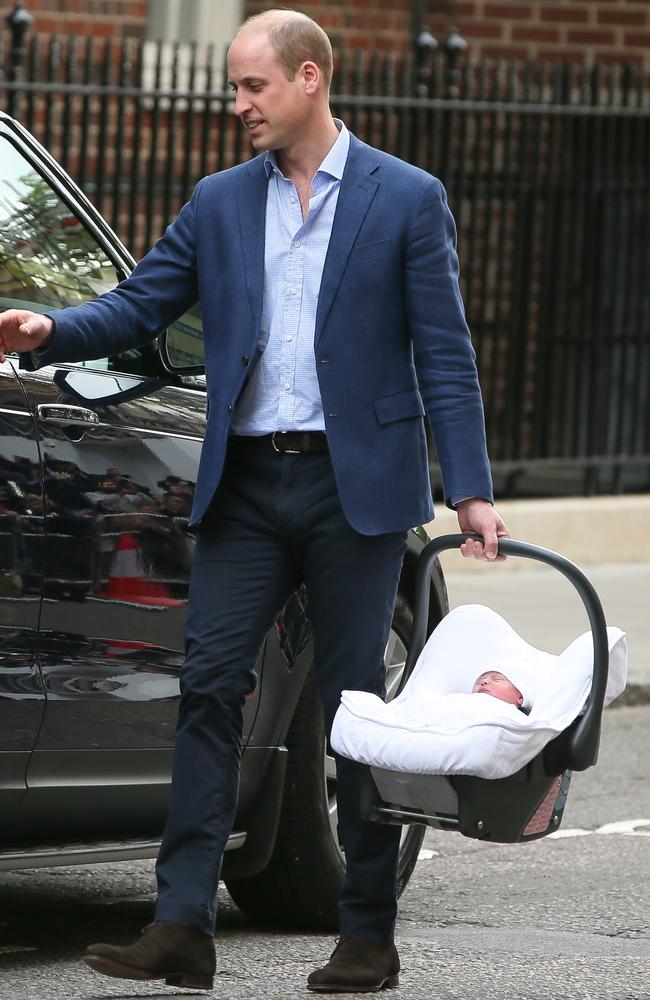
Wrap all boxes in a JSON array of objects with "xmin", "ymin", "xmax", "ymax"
[
  {"xmin": 307, "ymin": 937, "xmax": 400, "ymax": 993},
  {"xmin": 83, "ymin": 919, "xmax": 216, "ymax": 990}
]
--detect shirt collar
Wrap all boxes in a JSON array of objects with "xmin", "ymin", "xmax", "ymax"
[{"xmin": 264, "ymin": 119, "xmax": 349, "ymax": 180}]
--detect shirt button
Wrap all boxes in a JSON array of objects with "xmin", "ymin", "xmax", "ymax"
[
  {"xmin": 290, "ymin": 197, "xmax": 296, "ymax": 204},
  {"xmin": 286, "ymin": 336, "xmax": 293, "ymax": 342},
  {"xmin": 294, "ymin": 240, "xmax": 301, "ymax": 248},
  {"xmin": 283, "ymin": 383, "xmax": 291, "ymax": 391},
  {"xmin": 290, "ymin": 288, "xmax": 297, "ymax": 295}
]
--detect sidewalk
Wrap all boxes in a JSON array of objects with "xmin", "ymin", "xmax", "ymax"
[{"xmin": 425, "ymin": 495, "xmax": 650, "ymax": 706}]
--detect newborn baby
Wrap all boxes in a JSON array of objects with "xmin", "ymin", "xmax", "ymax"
[
  {"xmin": 472, "ymin": 669, "xmax": 525, "ymax": 710},
  {"xmin": 336, "ymin": 663, "xmax": 533, "ymax": 742},
  {"xmin": 331, "ymin": 657, "xmax": 543, "ymax": 778},
  {"xmin": 332, "ymin": 606, "xmax": 627, "ymax": 780}
]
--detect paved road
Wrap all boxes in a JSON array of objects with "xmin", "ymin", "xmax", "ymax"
[{"xmin": 1, "ymin": 703, "xmax": 648, "ymax": 1000}]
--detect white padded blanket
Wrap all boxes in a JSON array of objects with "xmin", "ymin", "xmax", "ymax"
[{"xmin": 331, "ymin": 604, "xmax": 628, "ymax": 780}]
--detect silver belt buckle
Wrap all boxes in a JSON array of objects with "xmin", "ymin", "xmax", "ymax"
[{"xmin": 271, "ymin": 431, "xmax": 300, "ymax": 454}]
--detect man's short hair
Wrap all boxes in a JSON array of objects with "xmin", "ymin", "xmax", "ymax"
[{"xmin": 236, "ymin": 9, "xmax": 334, "ymax": 92}]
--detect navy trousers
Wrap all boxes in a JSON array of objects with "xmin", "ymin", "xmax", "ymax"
[{"xmin": 154, "ymin": 436, "xmax": 407, "ymax": 939}]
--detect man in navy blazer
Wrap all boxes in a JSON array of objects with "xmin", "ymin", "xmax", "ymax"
[{"xmin": 0, "ymin": 8, "xmax": 508, "ymax": 993}]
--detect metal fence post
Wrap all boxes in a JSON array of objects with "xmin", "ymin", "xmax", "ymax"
[
  {"xmin": 6, "ymin": 2, "xmax": 33, "ymax": 117},
  {"xmin": 441, "ymin": 26, "xmax": 468, "ymax": 97},
  {"xmin": 413, "ymin": 26, "xmax": 438, "ymax": 97}
]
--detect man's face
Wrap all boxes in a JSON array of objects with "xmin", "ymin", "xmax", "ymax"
[
  {"xmin": 472, "ymin": 670, "xmax": 524, "ymax": 707},
  {"xmin": 227, "ymin": 30, "xmax": 308, "ymax": 152}
]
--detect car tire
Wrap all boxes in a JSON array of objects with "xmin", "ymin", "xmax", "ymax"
[{"xmin": 225, "ymin": 594, "xmax": 425, "ymax": 930}]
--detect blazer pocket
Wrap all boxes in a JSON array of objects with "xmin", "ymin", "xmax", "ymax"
[
  {"xmin": 375, "ymin": 387, "xmax": 426, "ymax": 425},
  {"xmin": 348, "ymin": 237, "xmax": 399, "ymax": 264}
]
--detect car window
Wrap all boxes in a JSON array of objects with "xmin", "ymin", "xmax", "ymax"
[{"xmin": 0, "ymin": 135, "xmax": 140, "ymax": 373}]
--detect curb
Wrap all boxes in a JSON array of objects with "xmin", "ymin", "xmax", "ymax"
[
  {"xmin": 613, "ymin": 683, "xmax": 650, "ymax": 708},
  {"xmin": 425, "ymin": 493, "xmax": 650, "ymax": 571}
]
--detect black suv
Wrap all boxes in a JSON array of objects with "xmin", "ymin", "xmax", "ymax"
[{"xmin": 0, "ymin": 111, "xmax": 448, "ymax": 929}]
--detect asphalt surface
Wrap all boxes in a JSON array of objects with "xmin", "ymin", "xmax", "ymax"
[{"xmin": 1, "ymin": 703, "xmax": 648, "ymax": 1000}]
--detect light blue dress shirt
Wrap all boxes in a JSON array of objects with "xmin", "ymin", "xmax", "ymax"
[{"xmin": 231, "ymin": 120, "xmax": 350, "ymax": 435}]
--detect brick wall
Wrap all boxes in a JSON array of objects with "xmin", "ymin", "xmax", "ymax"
[
  {"xmin": 452, "ymin": 0, "xmax": 650, "ymax": 64},
  {"xmin": 4, "ymin": 0, "xmax": 149, "ymax": 39},
  {"xmin": 6, "ymin": 1, "xmax": 650, "ymax": 64},
  {"xmin": 243, "ymin": 0, "xmax": 650, "ymax": 65}
]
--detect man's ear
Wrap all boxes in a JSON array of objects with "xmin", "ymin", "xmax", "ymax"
[
  {"xmin": 301, "ymin": 60, "xmax": 319, "ymax": 94},
  {"xmin": 516, "ymin": 692, "xmax": 524, "ymax": 708}
]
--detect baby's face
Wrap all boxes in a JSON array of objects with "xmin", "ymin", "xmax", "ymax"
[{"xmin": 472, "ymin": 670, "xmax": 523, "ymax": 707}]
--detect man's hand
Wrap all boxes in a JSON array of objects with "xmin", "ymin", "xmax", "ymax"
[
  {"xmin": 0, "ymin": 310, "xmax": 54, "ymax": 363},
  {"xmin": 456, "ymin": 498, "xmax": 509, "ymax": 562}
]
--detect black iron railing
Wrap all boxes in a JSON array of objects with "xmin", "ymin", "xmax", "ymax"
[{"xmin": 1, "ymin": 29, "xmax": 649, "ymax": 499}]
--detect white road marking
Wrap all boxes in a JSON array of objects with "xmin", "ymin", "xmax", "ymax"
[
  {"xmin": 549, "ymin": 818, "xmax": 650, "ymax": 839},
  {"xmin": 417, "ymin": 849, "xmax": 440, "ymax": 860},
  {"xmin": 596, "ymin": 818, "xmax": 650, "ymax": 836},
  {"xmin": 549, "ymin": 828, "xmax": 592, "ymax": 839},
  {"xmin": 0, "ymin": 946, "xmax": 37, "ymax": 954}
]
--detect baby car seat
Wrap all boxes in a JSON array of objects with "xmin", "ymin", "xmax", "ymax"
[{"xmin": 360, "ymin": 534, "xmax": 613, "ymax": 843}]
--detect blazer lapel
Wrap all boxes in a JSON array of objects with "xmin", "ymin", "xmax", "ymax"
[
  {"xmin": 238, "ymin": 157, "xmax": 268, "ymax": 328},
  {"xmin": 315, "ymin": 137, "xmax": 381, "ymax": 346}
]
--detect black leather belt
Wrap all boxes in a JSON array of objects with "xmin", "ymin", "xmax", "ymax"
[{"xmin": 236, "ymin": 431, "xmax": 329, "ymax": 454}]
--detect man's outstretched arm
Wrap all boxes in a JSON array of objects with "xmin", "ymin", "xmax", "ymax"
[{"xmin": 0, "ymin": 179, "xmax": 203, "ymax": 367}]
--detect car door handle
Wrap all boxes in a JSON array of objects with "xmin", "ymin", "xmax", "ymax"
[{"xmin": 36, "ymin": 404, "xmax": 100, "ymax": 426}]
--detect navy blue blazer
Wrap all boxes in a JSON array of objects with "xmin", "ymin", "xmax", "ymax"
[{"xmin": 39, "ymin": 134, "xmax": 493, "ymax": 533}]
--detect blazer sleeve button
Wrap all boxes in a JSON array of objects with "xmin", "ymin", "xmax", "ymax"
[
  {"xmin": 242, "ymin": 355, "xmax": 249, "ymax": 366},
  {"xmin": 227, "ymin": 405, "xmax": 232, "ymax": 413}
]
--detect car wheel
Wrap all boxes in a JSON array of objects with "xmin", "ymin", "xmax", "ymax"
[{"xmin": 225, "ymin": 593, "xmax": 425, "ymax": 930}]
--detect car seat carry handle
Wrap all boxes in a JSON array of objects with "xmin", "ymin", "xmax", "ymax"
[{"xmin": 403, "ymin": 534, "xmax": 609, "ymax": 772}]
